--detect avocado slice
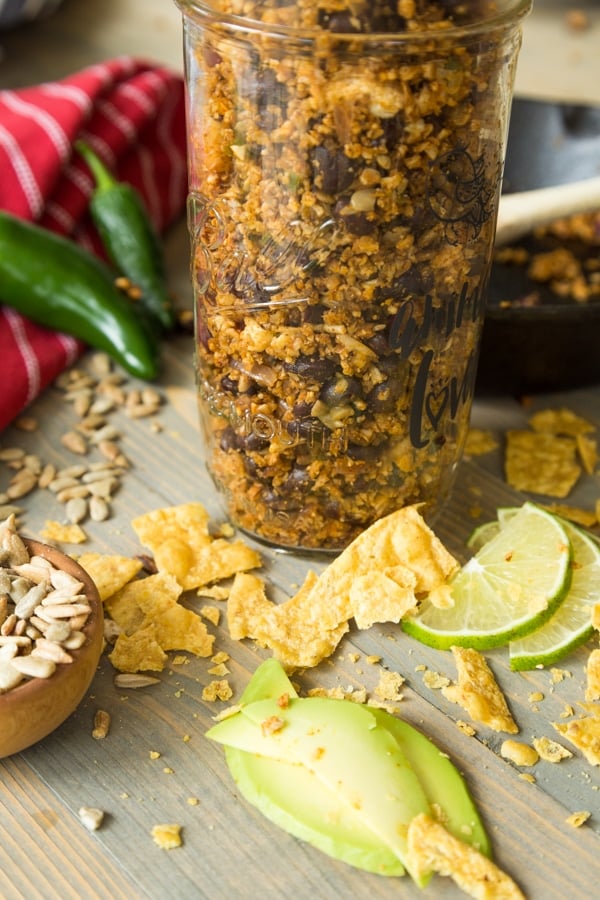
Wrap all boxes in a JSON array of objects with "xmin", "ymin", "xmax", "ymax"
[
  {"xmin": 214, "ymin": 659, "xmax": 404, "ymax": 876},
  {"xmin": 207, "ymin": 660, "xmax": 490, "ymax": 883},
  {"xmin": 225, "ymin": 747, "xmax": 405, "ymax": 876},
  {"xmin": 209, "ymin": 693, "xmax": 431, "ymax": 882},
  {"xmin": 368, "ymin": 708, "xmax": 491, "ymax": 857}
]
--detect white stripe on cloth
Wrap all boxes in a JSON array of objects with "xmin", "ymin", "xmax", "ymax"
[
  {"xmin": 0, "ymin": 122, "xmax": 43, "ymax": 217},
  {"xmin": 3, "ymin": 308, "xmax": 41, "ymax": 404},
  {"xmin": 0, "ymin": 91, "xmax": 71, "ymax": 160},
  {"xmin": 40, "ymin": 82, "xmax": 94, "ymax": 116},
  {"xmin": 120, "ymin": 79, "xmax": 161, "ymax": 117},
  {"xmin": 43, "ymin": 201, "xmax": 78, "ymax": 234},
  {"xmin": 75, "ymin": 131, "xmax": 116, "ymax": 169},
  {"xmin": 96, "ymin": 98, "xmax": 137, "ymax": 142},
  {"xmin": 55, "ymin": 332, "xmax": 81, "ymax": 366}
]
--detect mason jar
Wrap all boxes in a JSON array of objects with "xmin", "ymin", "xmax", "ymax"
[{"xmin": 175, "ymin": 0, "xmax": 531, "ymax": 551}]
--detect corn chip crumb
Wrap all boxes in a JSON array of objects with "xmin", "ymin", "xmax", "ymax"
[
  {"xmin": 374, "ymin": 670, "xmax": 405, "ymax": 702},
  {"xmin": 422, "ymin": 669, "xmax": 451, "ymax": 690},
  {"xmin": 201, "ymin": 605, "xmax": 221, "ymax": 626},
  {"xmin": 566, "ymin": 811, "xmax": 591, "ymax": 828},
  {"xmin": 456, "ymin": 720, "xmax": 477, "ymax": 737},
  {"xmin": 550, "ymin": 668, "xmax": 571, "ymax": 684},
  {"xmin": 151, "ymin": 824, "xmax": 182, "ymax": 850},
  {"xmin": 407, "ymin": 813, "xmax": 525, "ymax": 898},
  {"xmin": 533, "ymin": 736, "xmax": 573, "ymax": 763},
  {"xmin": 442, "ymin": 647, "xmax": 518, "ymax": 734},
  {"xmin": 500, "ymin": 740, "xmax": 539, "ymax": 767},
  {"xmin": 518, "ymin": 773, "xmax": 536, "ymax": 783},
  {"xmin": 203, "ymin": 679, "xmax": 233, "ymax": 702}
]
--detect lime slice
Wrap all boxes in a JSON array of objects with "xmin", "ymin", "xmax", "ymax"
[
  {"xmin": 509, "ymin": 521, "xmax": 600, "ymax": 670},
  {"xmin": 466, "ymin": 520, "xmax": 500, "ymax": 552},
  {"xmin": 402, "ymin": 502, "xmax": 572, "ymax": 650}
]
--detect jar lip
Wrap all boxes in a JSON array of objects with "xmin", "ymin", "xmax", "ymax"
[{"xmin": 174, "ymin": 0, "xmax": 532, "ymax": 42}]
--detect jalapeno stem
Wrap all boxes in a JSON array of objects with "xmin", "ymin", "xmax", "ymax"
[{"xmin": 76, "ymin": 140, "xmax": 176, "ymax": 333}]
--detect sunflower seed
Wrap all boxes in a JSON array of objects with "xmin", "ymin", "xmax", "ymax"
[
  {"xmin": 38, "ymin": 463, "xmax": 57, "ymax": 489},
  {"xmin": 11, "ymin": 655, "xmax": 56, "ymax": 679},
  {"xmin": 92, "ymin": 709, "xmax": 111, "ymax": 739},
  {"xmin": 66, "ymin": 497, "xmax": 88, "ymax": 524},
  {"xmin": 61, "ymin": 431, "xmax": 89, "ymax": 455},
  {"xmin": 14, "ymin": 582, "xmax": 48, "ymax": 619},
  {"xmin": 0, "ymin": 448, "xmax": 25, "ymax": 462},
  {"xmin": 79, "ymin": 807, "xmax": 105, "ymax": 831},
  {"xmin": 0, "ymin": 635, "xmax": 31, "ymax": 647},
  {"xmin": 0, "ymin": 516, "xmax": 93, "ymax": 692},
  {"xmin": 89, "ymin": 496, "xmax": 110, "ymax": 522},
  {"xmin": 0, "ymin": 660, "xmax": 24, "ymax": 692},
  {"xmin": 62, "ymin": 630, "xmax": 86, "ymax": 650},
  {"xmin": 6, "ymin": 475, "xmax": 37, "ymax": 500},
  {"xmin": 35, "ymin": 602, "xmax": 90, "ymax": 619},
  {"xmin": 56, "ymin": 485, "xmax": 90, "ymax": 503},
  {"xmin": 31, "ymin": 639, "xmax": 73, "ymax": 664},
  {"xmin": 48, "ymin": 476, "xmax": 80, "ymax": 493},
  {"xmin": 114, "ymin": 673, "xmax": 160, "ymax": 689}
]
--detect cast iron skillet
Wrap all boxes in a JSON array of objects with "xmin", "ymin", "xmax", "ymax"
[{"xmin": 476, "ymin": 97, "xmax": 600, "ymax": 395}]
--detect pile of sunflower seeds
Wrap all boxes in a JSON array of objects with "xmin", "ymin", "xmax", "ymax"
[
  {"xmin": 0, "ymin": 352, "xmax": 163, "ymax": 529},
  {"xmin": 0, "ymin": 514, "xmax": 92, "ymax": 692}
]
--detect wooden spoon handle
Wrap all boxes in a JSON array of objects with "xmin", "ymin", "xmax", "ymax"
[{"xmin": 495, "ymin": 174, "xmax": 600, "ymax": 247}]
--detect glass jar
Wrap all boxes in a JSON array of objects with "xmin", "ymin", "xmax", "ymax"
[{"xmin": 175, "ymin": 0, "xmax": 531, "ymax": 551}]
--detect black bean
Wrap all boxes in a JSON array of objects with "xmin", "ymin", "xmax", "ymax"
[
  {"xmin": 318, "ymin": 11, "xmax": 361, "ymax": 33},
  {"xmin": 244, "ymin": 433, "xmax": 270, "ymax": 452},
  {"xmin": 292, "ymin": 401, "xmax": 314, "ymax": 418},
  {"xmin": 284, "ymin": 466, "xmax": 312, "ymax": 493},
  {"xmin": 378, "ymin": 265, "xmax": 434, "ymax": 302},
  {"xmin": 303, "ymin": 304, "xmax": 325, "ymax": 325},
  {"xmin": 365, "ymin": 332, "xmax": 389, "ymax": 357},
  {"xmin": 320, "ymin": 375, "xmax": 362, "ymax": 407},
  {"xmin": 347, "ymin": 441, "xmax": 387, "ymax": 461},
  {"xmin": 284, "ymin": 354, "xmax": 338, "ymax": 381},
  {"xmin": 219, "ymin": 427, "xmax": 240, "ymax": 452},
  {"xmin": 311, "ymin": 147, "xmax": 356, "ymax": 194},
  {"xmin": 333, "ymin": 200, "xmax": 376, "ymax": 236},
  {"xmin": 220, "ymin": 375, "xmax": 238, "ymax": 395},
  {"xmin": 381, "ymin": 113, "xmax": 405, "ymax": 151},
  {"xmin": 367, "ymin": 377, "xmax": 404, "ymax": 413}
]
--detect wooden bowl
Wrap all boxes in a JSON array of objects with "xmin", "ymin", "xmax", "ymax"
[{"xmin": 0, "ymin": 538, "xmax": 104, "ymax": 759}]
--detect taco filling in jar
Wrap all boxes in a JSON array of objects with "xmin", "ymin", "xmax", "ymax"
[{"xmin": 183, "ymin": 0, "xmax": 523, "ymax": 549}]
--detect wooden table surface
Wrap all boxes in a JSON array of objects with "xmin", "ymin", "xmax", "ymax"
[{"xmin": 2, "ymin": 2, "xmax": 600, "ymax": 899}]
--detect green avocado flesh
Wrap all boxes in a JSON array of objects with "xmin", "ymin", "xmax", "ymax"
[{"xmin": 206, "ymin": 660, "xmax": 490, "ymax": 883}]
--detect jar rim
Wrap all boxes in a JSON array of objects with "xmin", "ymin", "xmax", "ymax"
[{"xmin": 174, "ymin": 0, "xmax": 532, "ymax": 43}]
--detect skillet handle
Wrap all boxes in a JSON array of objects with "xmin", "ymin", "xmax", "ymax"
[{"xmin": 495, "ymin": 174, "xmax": 600, "ymax": 247}]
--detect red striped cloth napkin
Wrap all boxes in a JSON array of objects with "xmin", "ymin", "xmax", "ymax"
[{"xmin": 0, "ymin": 56, "xmax": 188, "ymax": 432}]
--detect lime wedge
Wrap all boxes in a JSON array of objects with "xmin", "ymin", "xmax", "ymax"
[
  {"xmin": 509, "ymin": 521, "xmax": 600, "ymax": 670},
  {"xmin": 402, "ymin": 502, "xmax": 572, "ymax": 650},
  {"xmin": 466, "ymin": 520, "xmax": 500, "ymax": 553}
]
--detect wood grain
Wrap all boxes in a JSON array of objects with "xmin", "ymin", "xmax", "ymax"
[{"xmin": 2, "ymin": 329, "xmax": 600, "ymax": 898}]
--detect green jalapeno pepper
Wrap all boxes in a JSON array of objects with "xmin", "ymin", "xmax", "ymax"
[
  {"xmin": 76, "ymin": 141, "xmax": 175, "ymax": 333},
  {"xmin": 0, "ymin": 210, "xmax": 159, "ymax": 381}
]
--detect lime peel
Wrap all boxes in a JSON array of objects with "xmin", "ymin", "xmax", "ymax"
[{"xmin": 509, "ymin": 518, "xmax": 600, "ymax": 670}]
